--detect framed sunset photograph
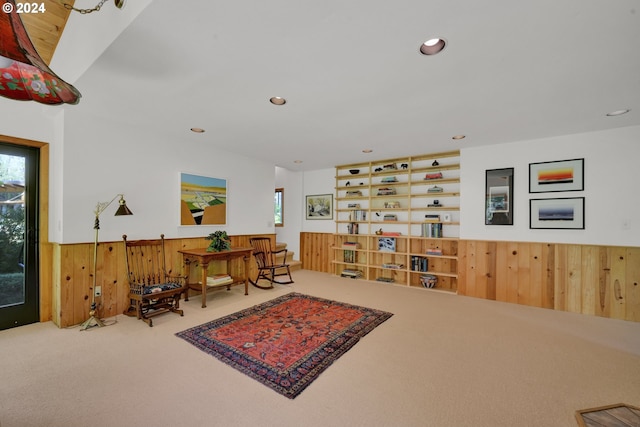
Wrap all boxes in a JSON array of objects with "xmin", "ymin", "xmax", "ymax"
[{"xmin": 529, "ymin": 158, "xmax": 584, "ymax": 193}]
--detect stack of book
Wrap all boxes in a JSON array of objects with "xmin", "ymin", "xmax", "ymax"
[
  {"xmin": 205, "ymin": 274, "xmax": 233, "ymax": 287},
  {"xmin": 342, "ymin": 241, "xmax": 360, "ymax": 249},
  {"xmin": 426, "ymin": 248, "xmax": 443, "ymax": 256},
  {"xmin": 382, "ymin": 263, "xmax": 404, "ymax": 269},
  {"xmin": 341, "ymin": 269, "xmax": 363, "ymax": 279}
]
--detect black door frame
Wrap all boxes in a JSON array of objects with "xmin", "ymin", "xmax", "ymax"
[{"xmin": 0, "ymin": 141, "xmax": 39, "ymax": 330}]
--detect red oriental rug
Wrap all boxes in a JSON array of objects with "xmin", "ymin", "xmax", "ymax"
[{"xmin": 175, "ymin": 292, "xmax": 393, "ymax": 399}]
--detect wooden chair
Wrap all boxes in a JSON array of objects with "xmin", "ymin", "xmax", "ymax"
[
  {"xmin": 122, "ymin": 234, "xmax": 187, "ymax": 327},
  {"xmin": 249, "ymin": 237, "xmax": 294, "ymax": 289}
]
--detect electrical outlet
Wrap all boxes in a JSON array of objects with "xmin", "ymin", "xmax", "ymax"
[{"xmin": 95, "ymin": 286, "xmax": 102, "ymax": 297}]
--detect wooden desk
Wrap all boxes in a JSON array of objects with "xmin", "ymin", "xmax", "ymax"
[{"xmin": 178, "ymin": 247, "xmax": 253, "ymax": 308}]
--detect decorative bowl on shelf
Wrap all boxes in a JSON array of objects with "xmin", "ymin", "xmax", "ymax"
[{"xmin": 349, "ymin": 169, "xmax": 360, "ymax": 174}]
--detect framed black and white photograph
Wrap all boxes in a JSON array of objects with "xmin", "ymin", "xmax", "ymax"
[
  {"xmin": 529, "ymin": 158, "xmax": 584, "ymax": 193},
  {"xmin": 306, "ymin": 194, "xmax": 333, "ymax": 220},
  {"xmin": 378, "ymin": 237, "xmax": 396, "ymax": 252},
  {"xmin": 530, "ymin": 197, "xmax": 585, "ymax": 229},
  {"xmin": 485, "ymin": 168, "xmax": 514, "ymax": 225}
]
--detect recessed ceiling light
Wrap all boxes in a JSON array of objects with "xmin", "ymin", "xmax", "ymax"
[
  {"xmin": 190, "ymin": 127, "xmax": 205, "ymax": 133},
  {"xmin": 420, "ymin": 38, "xmax": 447, "ymax": 55},
  {"xmin": 452, "ymin": 135, "xmax": 466, "ymax": 140},
  {"xmin": 294, "ymin": 160, "xmax": 303, "ymax": 164},
  {"xmin": 606, "ymin": 109, "xmax": 630, "ymax": 116},
  {"xmin": 362, "ymin": 149, "xmax": 373, "ymax": 153},
  {"xmin": 270, "ymin": 97, "xmax": 286, "ymax": 105}
]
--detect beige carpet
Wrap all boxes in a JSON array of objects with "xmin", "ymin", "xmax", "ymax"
[{"xmin": 1, "ymin": 269, "xmax": 639, "ymax": 427}]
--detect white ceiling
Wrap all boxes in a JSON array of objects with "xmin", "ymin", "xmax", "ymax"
[{"xmin": 59, "ymin": 0, "xmax": 639, "ymax": 171}]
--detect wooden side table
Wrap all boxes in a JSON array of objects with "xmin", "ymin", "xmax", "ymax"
[{"xmin": 178, "ymin": 247, "xmax": 253, "ymax": 308}]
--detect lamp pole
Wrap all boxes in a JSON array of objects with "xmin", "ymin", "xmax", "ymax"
[{"xmin": 80, "ymin": 194, "xmax": 132, "ymax": 331}]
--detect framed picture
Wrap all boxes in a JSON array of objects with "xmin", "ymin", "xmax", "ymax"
[
  {"xmin": 378, "ymin": 237, "xmax": 396, "ymax": 252},
  {"xmin": 529, "ymin": 158, "xmax": 584, "ymax": 193},
  {"xmin": 306, "ymin": 194, "xmax": 333, "ymax": 220},
  {"xmin": 180, "ymin": 173, "xmax": 227, "ymax": 225},
  {"xmin": 530, "ymin": 197, "xmax": 585, "ymax": 229},
  {"xmin": 485, "ymin": 168, "xmax": 514, "ymax": 225}
]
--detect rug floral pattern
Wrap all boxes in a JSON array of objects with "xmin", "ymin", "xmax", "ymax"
[{"xmin": 176, "ymin": 292, "xmax": 393, "ymax": 398}]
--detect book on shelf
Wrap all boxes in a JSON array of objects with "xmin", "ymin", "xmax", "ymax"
[
  {"xmin": 376, "ymin": 277, "xmax": 395, "ymax": 283},
  {"xmin": 204, "ymin": 274, "xmax": 233, "ymax": 286},
  {"xmin": 347, "ymin": 222, "xmax": 359, "ymax": 234},
  {"xmin": 350, "ymin": 210, "xmax": 367, "ymax": 221},
  {"xmin": 383, "ymin": 214, "xmax": 397, "ymax": 221},
  {"xmin": 376, "ymin": 187, "xmax": 396, "ymax": 196},
  {"xmin": 421, "ymin": 222, "xmax": 443, "ymax": 238},
  {"xmin": 381, "ymin": 231, "xmax": 401, "ymax": 236},
  {"xmin": 342, "ymin": 241, "xmax": 361, "ymax": 249},
  {"xmin": 410, "ymin": 256, "xmax": 428, "ymax": 272},
  {"xmin": 424, "ymin": 214, "xmax": 440, "ymax": 221},
  {"xmin": 343, "ymin": 249, "xmax": 356, "ymax": 264},
  {"xmin": 382, "ymin": 263, "xmax": 404, "ymax": 269},
  {"xmin": 426, "ymin": 248, "xmax": 443, "ymax": 256},
  {"xmin": 341, "ymin": 269, "xmax": 363, "ymax": 278}
]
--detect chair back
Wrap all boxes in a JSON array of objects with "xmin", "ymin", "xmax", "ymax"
[
  {"xmin": 249, "ymin": 237, "xmax": 274, "ymax": 268},
  {"xmin": 123, "ymin": 234, "xmax": 169, "ymax": 286}
]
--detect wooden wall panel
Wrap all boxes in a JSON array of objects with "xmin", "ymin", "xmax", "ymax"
[
  {"xmin": 459, "ymin": 240, "xmax": 639, "ymax": 322},
  {"xmin": 626, "ymin": 248, "xmax": 640, "ymax": 322},
  {"xmin": 52, "ymin": 234, "xmax": 274, "ymax": 328},
  {"xmin": 300, "ymin": 232, "xmax": 332, "ymax": 273}
]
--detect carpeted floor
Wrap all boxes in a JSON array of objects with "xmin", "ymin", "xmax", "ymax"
[
  {"xmin": 1, "ymin": 269, "xmax": 639, "ymax": 427},
  {"xmin": 176, "ymin": 292, "xmax": 393, "ymax": 398}
]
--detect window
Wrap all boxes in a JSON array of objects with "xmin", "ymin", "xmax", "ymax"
[{"xmin": 274, "ymin": 188, "xmax": 284, "ymax": 227}]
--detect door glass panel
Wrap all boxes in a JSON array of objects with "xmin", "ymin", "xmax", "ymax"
[{"xmin": 0, "ymin": 154, "xmax": 25, "ymax": 308}]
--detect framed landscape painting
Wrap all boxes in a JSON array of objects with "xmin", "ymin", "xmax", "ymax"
[
  {"xmin": 306, "ymin": 194, "xmax": 333, "ymax": 220},
  {"xmin": 530, "ymin": 197, "xmax": 584, "ymax": 229},
  {"xmin": 529, "ymin": 158, "xmax": 584, "ymax": 193},
  {"xmin": 180, "ymin": 173, "xmax": 227, "ymax": 225}
]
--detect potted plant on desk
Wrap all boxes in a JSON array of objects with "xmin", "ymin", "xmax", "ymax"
[{"xmin": 205, "ymin": 230, "xmax": 231, "ymax": 252}]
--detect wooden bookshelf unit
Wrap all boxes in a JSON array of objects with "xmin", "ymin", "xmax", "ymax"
[{"xmin": 333, "ymin": 150, "xmax": 460, "ymax": 291}]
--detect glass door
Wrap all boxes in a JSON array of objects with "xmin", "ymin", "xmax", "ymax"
[{"xmin": 0, "ymin": 142, "xmax": 39, "ymax": 330}]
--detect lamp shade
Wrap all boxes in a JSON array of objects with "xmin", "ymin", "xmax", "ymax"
[
  {"xmin": 0, "ymin": 0, "xmax": 81, "ymax": 105},
  {"xmin": 115, "ymin": 197, "xmax": 133, "ymax": 216}
]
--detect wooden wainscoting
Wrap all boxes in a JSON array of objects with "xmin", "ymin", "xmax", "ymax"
[
  {"xmin": 299, "ymin": 232, "xmax": 333, "ymax": 273},
  {"xmin": 52, "ymin": 234, "xmax": 274, "ymax": 328},
  {"xmin": 458, "ymin": 240, "xmax": 640, "ymax": 322}
]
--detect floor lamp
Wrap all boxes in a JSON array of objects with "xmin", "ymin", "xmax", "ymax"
[{"xmin": 80, "ymin": 194, "xmax": 133, "ymax": 331}]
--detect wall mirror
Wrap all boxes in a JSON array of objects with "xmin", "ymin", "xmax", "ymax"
[{"xmin": 485, "ymin": 168, "xmax": 514, "ymax": 225}]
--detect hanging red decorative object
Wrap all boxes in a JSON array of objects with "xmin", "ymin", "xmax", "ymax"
[{"xmin": 0, "ymin": 0, "xmax": 81, "ymax": 105}]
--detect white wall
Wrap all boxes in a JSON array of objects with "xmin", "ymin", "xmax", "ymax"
[
  {"xmin": 275, "ymin": 166, "xmax": 303, "ymax": 259},
  {"xmin": 301, "ymin": 168, "xmax": 335, "ymax": 233},
  {"xmin": 461, "ymin": 125, "xmax": 640, "ymax": 247},
  {"xmin": 56, "ymin": 111, "xmax": 276, "ymax": 244}
]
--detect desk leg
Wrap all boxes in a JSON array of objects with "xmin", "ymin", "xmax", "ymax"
[
  {"xmin": 200, "ymin": 261, "xmax": 209, "ymax": 308},
  {"xmin": 243, "ymin": 254, "xmax": 250, "ymax": 295},
  {"xmin": 183, "ymin": 256, "xmax": 193, "ymax": 302}
]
